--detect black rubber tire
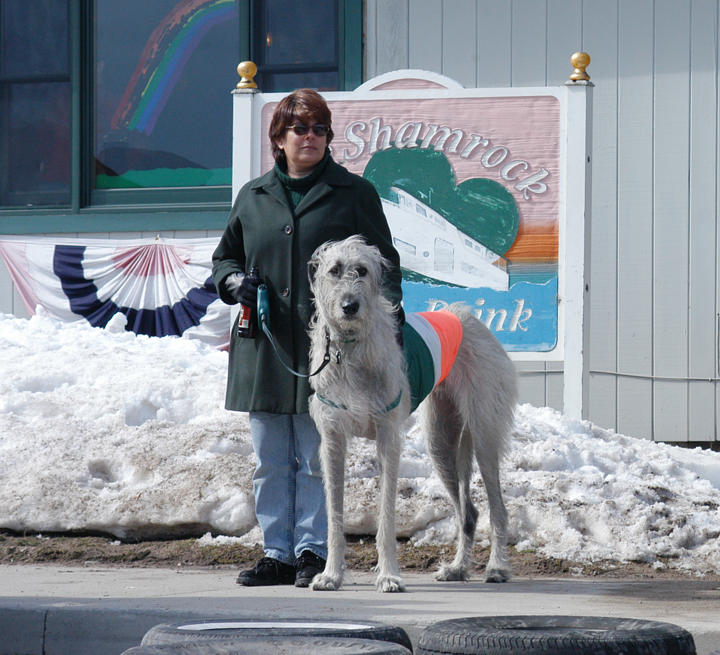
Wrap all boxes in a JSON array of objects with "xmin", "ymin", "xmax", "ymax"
[
  {"xmin": 123, "ymin": 645, "xmax": 241, "ymax": 654},
  {"xmin": 141, "ymin": 618, "xmax": 412, "ymax": 652},
  {"xmin": 124, "ymin": 636, "xmax": 411, "ymax": 654},
  {"xmin": 417, "ymin": 615, "xmax": 696, "ymax": 654}
]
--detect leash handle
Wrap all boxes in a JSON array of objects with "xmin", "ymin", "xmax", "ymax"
[
  {"xmin": 257, "ymin": 284, "xmax": 270, "ymax": 331},
  {"xmin": 256, "ymin": 284, "xmax": 330, "ymax": 378}
]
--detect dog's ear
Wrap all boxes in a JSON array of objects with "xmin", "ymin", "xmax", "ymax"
[
  {"xmin": 374, "ymin": 251, "xmax": 391, "ymax": 282},
  {"xmin": 308, "ymin": 240, "xmax": 334, "ymax": 289},
  {"xmin": 307, "ymin": 258, "xmax": 318, "ymax": 289}
]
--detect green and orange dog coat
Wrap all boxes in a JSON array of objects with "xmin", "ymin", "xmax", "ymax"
[
  {"xmin": 403, "ymin": 310, "xmax": 463, "ymax": 412},
  {"xmin": 315, "ymin": 310, "xmax": 463, "ymax": 413}
]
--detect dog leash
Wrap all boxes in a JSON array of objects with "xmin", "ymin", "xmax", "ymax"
[{"xmin": 256, "ymin": 284, "xmax": 331, "ymax": 378}]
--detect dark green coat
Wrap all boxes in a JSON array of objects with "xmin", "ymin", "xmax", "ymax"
[{"xmin": 212, "ymin": 158, "xmax": 402, "ymax": 414}]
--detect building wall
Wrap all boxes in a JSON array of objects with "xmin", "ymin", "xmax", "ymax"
[{"xmin": 366, "ymin": 0, "xmax": 719, "ymax": 443}]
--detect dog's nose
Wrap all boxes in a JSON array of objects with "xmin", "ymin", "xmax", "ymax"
[{"xmin": 342, "ymin": 300, "xmax": 359, "ymax": 316}]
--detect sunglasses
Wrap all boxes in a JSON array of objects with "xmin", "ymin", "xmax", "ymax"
[{"xmin": 287, "ymin": 123, "xmax": 329, "ymax": 137}]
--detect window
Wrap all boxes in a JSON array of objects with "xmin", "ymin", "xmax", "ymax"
[
  {"xmin": 0, "ymin": 0, "xmax": 362, "ymax": 229},
  {"xmin": 434, "ymin": 238, "xmax": 454, "ymax": 273},
  {"xmin": 253, "ymin": 0, "xmax": 339, "ymax": 92},
  {"xmin": 0, "ymin": 1, "xmax": 71, "ymax": 207},
  {"xmin": 94, "ymin": 0, "xmax": 238, "ymax": 193},
  {"xmin": 393, "ymin": 237, "xmax": 416, "ymax": 256}
]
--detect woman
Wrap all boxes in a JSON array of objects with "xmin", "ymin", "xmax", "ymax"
[{"xmin": 212, "ymin": 89, "xmax": 403, "ymax": 587}]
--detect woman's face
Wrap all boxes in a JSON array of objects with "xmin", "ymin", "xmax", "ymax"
[{"xmin": 276, "ymin": 117, "xmax": 328, "ymax": 177}]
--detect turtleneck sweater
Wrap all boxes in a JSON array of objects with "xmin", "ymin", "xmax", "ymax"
[{"xmin": 274, "ymin": 149, "xmax": 331, "ymax": 209}]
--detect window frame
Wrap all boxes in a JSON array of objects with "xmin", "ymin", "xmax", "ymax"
[{"xmin": 0, "ymin": 0, "xmax": 362, "ymax": 235}]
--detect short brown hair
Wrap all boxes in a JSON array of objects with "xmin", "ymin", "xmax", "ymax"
[{"xmin": 269, "ymin": 88, "xmax": 334, "ymax": 162}]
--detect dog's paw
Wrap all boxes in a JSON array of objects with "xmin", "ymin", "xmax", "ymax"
[
  {"xmin": 310, "ymin": 572, "xmax": 342, "ymax": 591},
  {"xmin": 485, "ymin": 567, "xmax": 511, "ymax": 583},
  {"xmin": 435, "ymin": 564, "xmax": 470, "ymax": 582},
  {"xmin": 376, "ymin": 574, "xmax": 405, "ymax": 593}
]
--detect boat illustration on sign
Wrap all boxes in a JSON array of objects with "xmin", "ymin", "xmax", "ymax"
[{"xmin": 381, "ymin": 186, "xmax": 509, "ymax": 290}]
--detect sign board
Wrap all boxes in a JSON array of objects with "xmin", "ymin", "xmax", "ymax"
[{"xmin": 232, "ymin": 70, "xmax": 592, "ymax": 417}]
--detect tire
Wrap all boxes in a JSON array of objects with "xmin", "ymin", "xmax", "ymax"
[
  {"xmin": 141, "ymin": 618, "xmax": 412, "ymax": 652},
  {"xmin": 417, "ymin": 615, "xmax": 696, "ymax": 655},
  {"xmin": 124, "ymin": 636, "xmax": 411, "ymax": 654},
  {"xmin": 122, "ymin": 645, "xmax": 240, "ymax": 654}
]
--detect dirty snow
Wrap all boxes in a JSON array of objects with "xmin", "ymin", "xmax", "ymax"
[{"xmin": 1, "ymin": 311, "xmax": 718, "ymax": 575}]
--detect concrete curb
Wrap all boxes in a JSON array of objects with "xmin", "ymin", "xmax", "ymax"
[{"xmin": 1, "ymin": 566, "xmax": 718, "ymax": 654}]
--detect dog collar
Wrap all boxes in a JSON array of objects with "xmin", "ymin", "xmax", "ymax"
[
  {"xmin": 328, "ymin": 332, "xmax": 356, "ymax": 364},
  {"xmin": 315, "ymin": 389, "xmax": 402, "ymax": 413}
]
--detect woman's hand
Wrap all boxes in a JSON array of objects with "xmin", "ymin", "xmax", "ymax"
[{"xmin": 224, "ymin": 271, "xmax": 261, "ymax": 306}]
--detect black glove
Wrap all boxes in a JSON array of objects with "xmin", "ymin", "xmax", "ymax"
[{"xmin": 224, "ymin": 271, "xmax": 260, "ymax": 306}]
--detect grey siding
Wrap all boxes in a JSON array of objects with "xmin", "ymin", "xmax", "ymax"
[
  {"xmin": 0, "ymin": 265, "xmax": 26, "ymax": 318},
  {"xmin": 366, "ymin": 0, "xmax": 719, "ymax": 443}
]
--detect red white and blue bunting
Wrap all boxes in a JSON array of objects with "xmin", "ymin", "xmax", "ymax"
[{"xmin": 0, "ymin": 236, "xmax": 230, "ymax": 349}]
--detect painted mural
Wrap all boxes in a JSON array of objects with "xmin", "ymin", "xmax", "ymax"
[
  {"xmin": 111, "ymin": 0, "xmax": 236, "ymax": 135},
  {"xmin": 261, "ymin": 93, "xmax": 560, "ymax": 352},
  {"xmin": 96, "ymin": 0, "xmax": 236, "ymax": 189}
]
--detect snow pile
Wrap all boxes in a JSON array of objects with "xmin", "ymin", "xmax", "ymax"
[{"xmin": 0, "ymin": 311, "xmax": 718, "ymax": 574}]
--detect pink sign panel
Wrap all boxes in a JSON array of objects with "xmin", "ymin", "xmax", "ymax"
[{"xmin": 260, "ymin": 94, "xmax": 561, "ymax": 351}]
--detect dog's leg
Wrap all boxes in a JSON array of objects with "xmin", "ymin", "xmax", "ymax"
[
  {"xmin": 442, "ymin": 427, "xmax": 479, "ymax": 581},
  {"xmin": 374, "ymin": 419, "xmax": 405, "ymax": 592},
  {"xmin": 310, "ymin": 427, "xmax": 346, "ymax": 591},
  {"xmin": 422, "ymin": 396, "xmax": 476, "ymax": 581},
  {"xmin": 476, "ymin": 450, "xmax": 511, "ymax": 582}
]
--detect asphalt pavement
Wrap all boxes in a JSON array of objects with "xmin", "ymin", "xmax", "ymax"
[{"xmin": 0, "ymin": 565, "xmax": 718, "ymax": 654}]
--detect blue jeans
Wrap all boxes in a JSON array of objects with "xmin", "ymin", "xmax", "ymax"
[{"xmin": 249, "ymin": 411, "xmax": 328, "ymax": 565}]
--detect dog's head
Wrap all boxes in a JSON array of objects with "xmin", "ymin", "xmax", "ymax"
[{"xmin": 308, "ymin": 236, "xmax": 390, "ymax": 335}]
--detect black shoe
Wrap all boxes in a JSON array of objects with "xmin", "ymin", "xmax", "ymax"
[
  {"xmin": 294, "ymin": 550, "xmax": 326, "ymax": 588},
  {"xmin": 236, "ymin": 557, "xmax": 295, "ymax": 586}
]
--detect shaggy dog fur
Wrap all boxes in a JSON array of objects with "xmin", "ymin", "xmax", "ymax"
[{"xmin": 307, "ymin": 236, "xmax": 517, "ymax": 592}]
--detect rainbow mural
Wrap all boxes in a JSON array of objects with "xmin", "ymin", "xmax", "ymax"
[{"xmin": 111, "ymin": 0, "xmax": 235, "ymax": 135}]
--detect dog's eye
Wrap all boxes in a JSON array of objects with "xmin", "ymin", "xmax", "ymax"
[
  {"xmin": 329, "ymin": 263, "xmax": 341, "ymax": 277},
  {"xmin": 356, "ymin": 266, "xmax": 368, "ymax": 277}
]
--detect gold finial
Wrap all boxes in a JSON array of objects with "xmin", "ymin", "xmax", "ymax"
[
  {"xmin": 569, "ymin": 52, "xmax": 591, "ymax": 82},
  {"xmin": 236, "ymin": 61, "xmax": 258, "ymax": 89}
]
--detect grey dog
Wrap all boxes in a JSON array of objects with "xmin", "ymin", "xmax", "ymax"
[{"xmin": 307, "ymin": 236, "xmax": 517, "ymax": 592}]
